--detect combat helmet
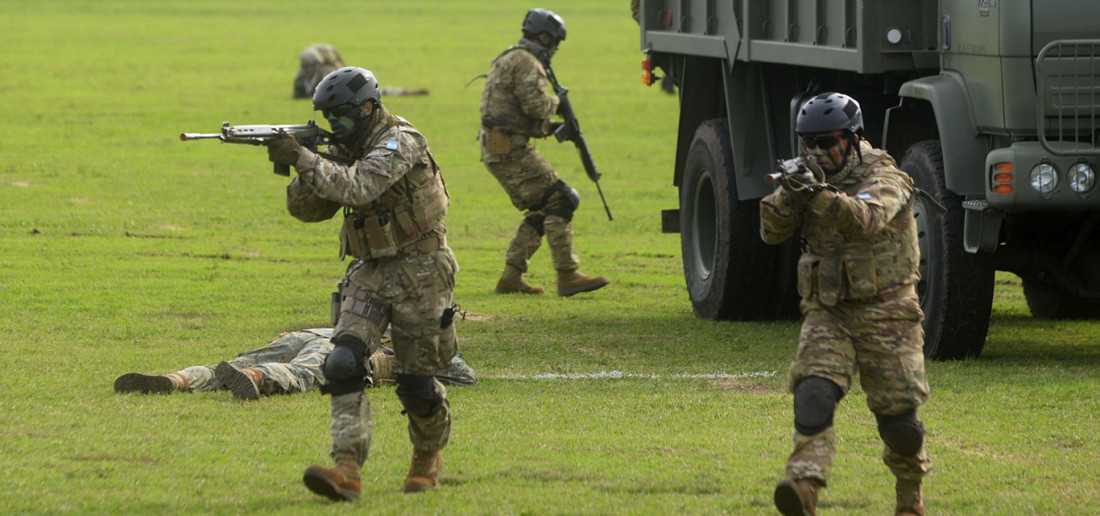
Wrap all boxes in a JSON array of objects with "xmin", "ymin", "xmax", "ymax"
[
  {"xmin": 522, "ymin": 8, "xmax": 567, "ymax": 48},
  {"xmin": 795, "ymin": 92, "xmax": 863, "ymax": 136},
  {"xmin": 312, "ymin": 66, "xmax": 382, "ymax": 111}
]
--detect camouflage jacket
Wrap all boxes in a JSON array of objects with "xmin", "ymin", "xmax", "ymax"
[
  {"xmin": 760, "ymin": 141, "xmax": 919, "ymax": 305},
  {"xmin": 286, "ymin": 105, "xmax": 449, "ymax": 258},
  {"xmin": 479, "ymin": 40, "xmax": 560, "ymax": 138}
]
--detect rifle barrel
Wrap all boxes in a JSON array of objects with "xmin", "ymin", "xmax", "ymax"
[{"xmin": 179, "ymin": 133, "xmax": 221, "ymax": 141}]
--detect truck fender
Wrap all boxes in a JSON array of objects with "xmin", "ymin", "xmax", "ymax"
[{"xmin": 893, "ymin": 73, "xmax": 990, "ymax": 195}]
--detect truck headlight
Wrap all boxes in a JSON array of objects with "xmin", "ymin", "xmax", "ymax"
[
  {"xmin": 1030, "ymin": 163, "xmax": 1058, "ymax": 195},
  {"xmin": 1068, "ymin": 163, "xmax": 1095, "ymax": 194}
]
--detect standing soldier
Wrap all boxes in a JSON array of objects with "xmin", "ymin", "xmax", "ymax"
[
  {"xmin": 479, "ymin": 8, "xmax": 609, "ymax": 297},
  {"xmin": 760, "ymin": 92, "xmax": 931, "ymax": 516},
  {"xmin": 265, "ymin": 66, "xmax": 459, "ymax": 499}
]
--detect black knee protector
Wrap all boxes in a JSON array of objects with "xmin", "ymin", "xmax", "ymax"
[
  {"xmin": 793, "ymin": 376, "xmax": 843, "ymax": 436},
  {"xmin": 320, "ymin": 333, "xmax": 368, "ymax": 396},
  {"xmin": 395, "ymin": 374, "xmax": 444, "ymax": 417},
  {"xmin": 544, "ymin": 180, "xmax": 580, "ymax": 222},
  {"xmin": 522, "ymin": 214, "xmax": 546, "ymax": 235},
  {"xmin": 876, "ymin": 410, "xmax": 925, "ymax": 457}
]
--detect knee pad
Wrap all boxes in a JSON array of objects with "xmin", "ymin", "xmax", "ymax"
[
  {"xmin": 793, "ymin": 376, "xmax": 843, "ymax": 436},
  {"xmin": 395, "ymin": 374, "xmax": 444, "ymax": 417},
  {"xmin": 522, "ymin": 214, "xmax": 546, "ymax": 235},
  {"xmin": 320, "ymin": 333, "xmax": 368, "ymax": 396},
  {"xmin": 876, "ymin": 410, "xmax": 925, "ymax": 457},
  {"xmin": 544, "ymin": 180, "xmax": 580, "ymax": 222}
]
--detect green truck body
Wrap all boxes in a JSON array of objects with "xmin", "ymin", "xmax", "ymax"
[{"xmin": 641, "ymin": 0, "xmax": 1100, "ymax": 359}]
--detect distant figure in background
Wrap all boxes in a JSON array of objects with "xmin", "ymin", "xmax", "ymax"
[
  {"xmin": 294, "ymin": 44, "xmax": 345, "ymax": 99},
  {"xmin": 293, "ymin": 44, "xmax": 430, "ymax": 99},
  {"xmin": 114, "ymin": 328, "xmax": 476, "ymax": 400}
]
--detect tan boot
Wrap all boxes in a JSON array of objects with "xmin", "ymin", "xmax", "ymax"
[
  {"xmin": 403, "ymin": 450, "xmax": 442, "ymax": 493},
  {"xmin": 113, "ymin": 372, "xmax": 187, "ymax": 394},
  {"xmin": 896, "ymin": 479, "xmax": 924, "ymax": 515},
  {"xmin": 557, "ymin": 270, "xmax": 610, "ymax": 297},
  {"xmin": 774, "ymin": 478, "xmax": 820, "ymax": 516},
  {"xmin": 302, "ymin": 458, "xmax": 361, "ymax": 502},
  {"xmin": 215, "ymin": 361, "xmax": 263, "ymax": 400},
  {"xmin": 495, "ymin": 265, "xmax": 544, "ymax": 294}
]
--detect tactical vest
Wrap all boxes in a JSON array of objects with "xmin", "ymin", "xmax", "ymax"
[
  {"xmin": 797, "ymin": 148, "xmax": 919, "ymax": 305},
  {"xmin": 339, "ymin": 116, "xmax": 449, "ymax": 260}
]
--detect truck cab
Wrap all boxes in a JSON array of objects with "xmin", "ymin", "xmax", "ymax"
[{"xmin": 640, "ymin": 0, "xmax": 1100, "ymax": 359}]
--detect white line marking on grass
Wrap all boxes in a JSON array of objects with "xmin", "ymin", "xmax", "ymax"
[{"xmin": 492, "ymin": 370, "xmax": 778, "ymax": 380}]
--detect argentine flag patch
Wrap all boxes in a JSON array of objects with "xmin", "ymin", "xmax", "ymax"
[
  {"xmin": 857, "ymin": 193, "xmax": 872, "ymax": 200},
  {"xmin": 385, "ymin": 141, "xmax": 399, "ymax": 150}
]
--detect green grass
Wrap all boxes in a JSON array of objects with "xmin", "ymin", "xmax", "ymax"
[{"xmin": 2, "ymin": 1, "xmax": 1099, "ymax": 514}]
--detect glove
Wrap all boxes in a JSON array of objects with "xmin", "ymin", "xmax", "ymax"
[
  {"xmin": 780, "ymin": 167, "xmax": 826, "ymax": 205},
  {"xmin": 266, "ymin": 133, "xmax": 300, "ymax": 167}
]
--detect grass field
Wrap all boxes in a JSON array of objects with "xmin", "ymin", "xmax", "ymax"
[{"xmin": 2, "ymin": 1, "xmax": 1099, "ymax": 514}]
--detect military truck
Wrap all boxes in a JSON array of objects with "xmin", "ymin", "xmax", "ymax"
[{"xmin": 639, "ymin": 0, "xmax": 1100, "ymax": 359}]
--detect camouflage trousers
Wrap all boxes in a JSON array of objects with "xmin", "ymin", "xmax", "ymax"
[
  {"xmin": 178, "ymin": 330, "xmax": 332, "ymax": 395},
  {"xmin": 484, "ymin": 146, "xmax": 580, "ymax": 273},
  {"xmin": 786, "ymin": 285, "xmax": 932, "ymax": 484},
  {"xmin": 505, "ymin": 210, "xmax": 580, "ymax": 274},
  {"xmin": 329, "ymin": 243, "xmax": 459, "ymax": 465}
]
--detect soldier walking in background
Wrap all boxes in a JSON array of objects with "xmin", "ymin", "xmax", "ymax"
[
  {"xmin": 479, "ymin": 8, "xmax": 609, "ymax": 297},
  {"xmin": 265, "ymin": 66, "xmax": 459, "ymax": 499},
  {"xmin": 113, "ymin": 328, "xmax": 476, "ymax": 400},
  {"xmin": 759, "ymin": 92, "xmax": 931, "ymax": 516}
]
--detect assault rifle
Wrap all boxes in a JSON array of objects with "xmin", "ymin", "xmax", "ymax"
[
  {"xmin": 180, "ymin": 121, "xmax": 334, "ymax": 176},
  {"xmin": 545, "ymin": 67, "xmax": 613, "ymax": 221}
]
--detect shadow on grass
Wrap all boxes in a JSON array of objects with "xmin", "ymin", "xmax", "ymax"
[{"xmin": 979, "ymin": 313, "xmax": 1100, "ymax": 368}]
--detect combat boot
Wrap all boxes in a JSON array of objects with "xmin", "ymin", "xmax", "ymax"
[
  {"xmin": 113, "ymin": 372, "xmax": 187, "ymax": 394},
  {"xmin": 774, "ymin": 478, "xmax": 820, "ymax": 516},
  {"xmin": 302, "ymin": 458, "xmax": 361, "ymax": 502},
  {"xmin": 556, "ymin": 270, "xmax": 610, "ymax": 297},
  {"xmin": 215, "ymin": 361, "xmax": 263, "ymax": 400},
  {"xmin": 403, "ymin": 450, "xmax": 442, "ymax": 493},
  {"xmin": 895, "ymin": 478, "xmax": 924, "ymax": 516},
  {"xmin": 495, "ymin": 265, "xmax": 544, "ymax": 294}
]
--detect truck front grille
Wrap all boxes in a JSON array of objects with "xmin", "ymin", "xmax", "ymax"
[{"xmin": 1036, "ymin": 39, "xmax": 1100, "ymax": 155}]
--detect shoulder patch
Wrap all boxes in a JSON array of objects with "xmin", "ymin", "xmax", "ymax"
[
  {"xmin": 857, "ymin": 193, "xmax": 872, "ymax": 200},
  {"xmin": 384, "ymin": 141, "xmax": 399, "ymax": 150}
]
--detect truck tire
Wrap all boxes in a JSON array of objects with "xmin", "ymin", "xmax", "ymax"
[
  {"xmin": 900, "ymin": 140, "xmax": 995, "ymax": 360},
  {"xmin": 678, "ymin": 119, "xmax": 800, "ymax": 320},
  {"xmin": 1022, "ymin": 279, "xmax": 1100, "ymax": 319}
]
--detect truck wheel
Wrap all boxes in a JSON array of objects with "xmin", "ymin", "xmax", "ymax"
[
  {"xmin": 900, "ymin": 141, "xmax": 995, "ymax": 360},
  {"xmin": 678, "ymin": 119, "xmax": 800, "ymax": 320},
  {"xmin": 1023, "ymin": 279, "xmax": 1100, "ymax": 319}
]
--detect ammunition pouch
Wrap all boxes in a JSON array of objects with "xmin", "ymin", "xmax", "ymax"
[
  {"xmin": 481, "ymin": 118, "xmax": 528, "ymax": 155},
  {"xmin": 798, "ymin": 237, "xmax": 912, "ymax": 305},
  {"xmin": 339, "ymin": 172, "xmax": 449, "ymax": 260}
]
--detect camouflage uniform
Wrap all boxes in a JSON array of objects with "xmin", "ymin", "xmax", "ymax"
[
  {"xmin": 179, "ymin": 329, "xmax": 334, "ymax": 394},
  {"xmin": 760, "ymin": 140, "xmax": 932, "ymax": 486},
  {"xmin": 288, "ymin": 103, "xmax": 458, "ymax": 467},
  {"xmin": 114, "ymin": 328, "xmax": 475, "ymax": 396},
  {"xmin": 294, "ymin": 44, "xmax": 345, "ymax": 99},
  {"xmin": 479, "ymin": 40, "xmax": 581, "ymax": 277}
]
